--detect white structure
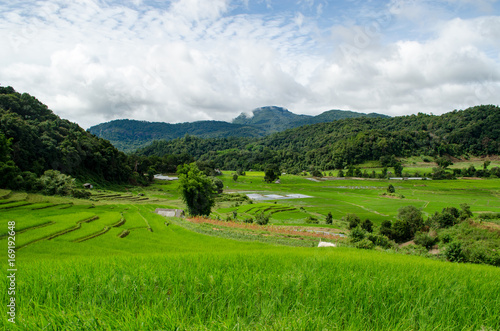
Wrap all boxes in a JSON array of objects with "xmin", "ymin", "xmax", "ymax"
[
  {"xmin": 154, "ymin": 175, "xmax": 179, "ymax": 181},
  {"xmin": 318, "ymin": 241, "xmax": 337, "ymax": 247},
  {"xmin": 155, "ymin": 209, "xmax": 184, "ymax": 218}
]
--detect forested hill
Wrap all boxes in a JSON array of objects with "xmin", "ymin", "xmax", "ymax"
[
  {"xmin": 136, "ymin": 105, "xmax": 500, "ymax": 172},
  {"xmin": 88, "ymin": 107, "xmax": 388, "ymax": 152},
  {"xmin": 0, "ymin": 86, "xmax": 132, "ymax": 188},
  {"xmin": 88, "ymin": 119, "xmax": 266, "ymax": 152},
  {"xmin": 232, "ymin": 106, "xmax": 387, "ymax": 132}
]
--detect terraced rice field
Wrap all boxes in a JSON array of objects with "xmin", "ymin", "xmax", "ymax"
[{"xmin": 1, "ymin": 173, "xmax": 499, "ymax": 330}]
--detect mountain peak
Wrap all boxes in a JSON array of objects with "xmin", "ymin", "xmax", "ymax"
[{"xmin": 232, "ymin": 106, "xmax": 311, "ymax": 132}]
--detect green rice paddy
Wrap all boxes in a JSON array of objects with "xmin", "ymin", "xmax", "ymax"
[{"xmin": 1, "ymin": 168, "xmax": 499, "ymax": 330}]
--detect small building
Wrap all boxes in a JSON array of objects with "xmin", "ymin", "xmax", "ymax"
[{"xmin": 83, "ymin": 183, "xmax": 93, "ymax": 189}]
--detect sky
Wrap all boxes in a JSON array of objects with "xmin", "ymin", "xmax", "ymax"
[{"xmin": 0, "ymin": 0, "xmax": 499, "ymax": 129}]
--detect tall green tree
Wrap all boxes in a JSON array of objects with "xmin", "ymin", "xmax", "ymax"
[
  {"xmin": 177, "ymin": 163, "xmax": 216, "ymax": 216},
  {"xmin": 264, "ymin": 164, "xmax": 280, "ymax": 183}
]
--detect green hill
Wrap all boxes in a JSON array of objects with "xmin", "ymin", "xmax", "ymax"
[
  {"xmin": 136, "ymin": 105, "xmax": 500, "ymax": 171},
  {"xmin": 88, "ymin": 119, "xmax": 265, "ymax": 152},
  {"xmin": 89, "ymin": 106, "xmax": 388, "ymax": 152},
  {"xmin": 0, "ymin": 86, "xmax": 133, "ymax": 188}
]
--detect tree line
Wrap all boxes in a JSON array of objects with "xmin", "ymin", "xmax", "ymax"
[
  {"xmin": 0, "ymin": 86, "xmax": 142, "ymax": 194},
  {"xmin": 136, "ymin": 105, "xmax": 500, "ymax": 173}
]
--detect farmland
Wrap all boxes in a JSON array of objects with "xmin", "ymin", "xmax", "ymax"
[{"xmin": 1, "ymin": 167, "xmax": 500, "ymax": 330}]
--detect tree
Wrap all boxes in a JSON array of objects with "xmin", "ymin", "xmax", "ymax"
[
  {"xmin": 38, "ymin": 170, "xmax": 75, "ymax": 196},
  {"xmin": 379, "ymin": 220, "xmax": 393, "ymax": 238},
  {"xmin": 387, "ymin": 184, "xmax": 395, "ymax": 193},
  {"xmin": 361, "ymin": 219, "xmax": 373, "ymax": 233},
  {"xmin": 397, "ymin": 205, "xmax": 423, "ymax": 238},
  {"xmin": 211, "ymin": 177, "xmax": 224, "ymax": 194},
  {"xmin": 233, "ymin": 173, "xmax": 238, "ymax": 182},
  {"xmin": 264, "ymin": 164, "xmax": 280, "ymax": 183},
  {"xmin": 345, "ymin": 213, "xmax": 361, "ymax": 229},
  {"xmin": 255, "ymin": 211, "xmax": 270, "ymax": 225},
  {"xmin": 326, "ymin": 212, "xmax": 333, "ymax": 225},
  {"xmin": 177, "ymin": 163, "xmax": 216, "ymax": 216},
  {"xmin": 394, "ymin": 162, "xmax": 403, "ymax": 177},
  {"xmin": 436, "ymin": 157, "xmax": 453, "ymax": 169}
]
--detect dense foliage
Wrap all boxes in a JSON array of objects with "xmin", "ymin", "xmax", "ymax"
[
  {"xmin": 177, "ymin": 163, "xmax": 217, "ymax": 216},
  {"xmin": 0, "ymin": 86, "xmax": 135, "ymax": 190},
  {"xmin": 88, "ymin": 119, "xmax": 265, "ymax": 152},
  {"xmin": 137, "ymin": 105, "xmax": 500, "ymax": 172},
  {"xmin": 90, "ymin": 106, "xmax": 388, "ymax": 152}
]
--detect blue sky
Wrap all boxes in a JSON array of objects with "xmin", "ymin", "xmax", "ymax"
[{"xmin": 0, "ymin": 0, "xmax": 499, "ymax": 128}]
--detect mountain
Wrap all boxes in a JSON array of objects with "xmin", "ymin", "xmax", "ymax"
[
  {"xmin": 88, "ymin": 119, "xmax": 265, "ymax": 152},
  {"xmin": 136, "ymin": 105, "xmax": 500, "ymax": 172},
  {"xmin": 232, "ymin": 107, "xmax": 387, "ymax": 131},
  {"xmin": 89, "ymin": 107, "xmax": 388, "ymax": 152},
  {"xmin": 0, "ymin": 86, "xmax": 133, "ymax": 188},
  {"xmin": 232, "ymin": 106, "xmax": 311, "ymax": 132}
]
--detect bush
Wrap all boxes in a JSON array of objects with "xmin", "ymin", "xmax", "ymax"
[
  {"xmin": 349, "ymin": 226, "xmax": 366, "ymax": 243},
  {"xmin": 361, "ymin": 219, "xmax": 373, "ymax": 233},
  {"xmin": 387, "ymin": 184, "xmax": 395, "ymax": 193},
  {"xmin": 345, "ymin": 213, "xmax": 361, "ymax": 230},
  {"xmin": 440, "ymin": 233, "xmax": 452, "ymax": 244},
  {"xmin": 391, "ymin": 220, "xmax": 412, "ymax": 243},
  {"xmin": 367, "ymin": 233, "xmax": 395, "ymax": 249},
  {"xmin": 379, "ymin": 220, "xmax": 393, "ymax": 238},
  {"xmin": 255, "ymin": 212, "xmax": 270, "ymax": 225},
  {"xmin": 398, "ymin": 205, "xmax": 423, "ymax": 237},
  {"xmin": 305, "ymin": 216, "xmax": 319, "ymax": 224},
  {"xmin": 325, "ymin": 212, "xmax": 333, "ymax": 225},
  {"xmin": 243, "ymin": 217, "xmax": 253, "ymax": 224},
  {"xmin": 38, "ymin": 170, "xmax": 76, "ymax": 196},
  {"xmin": 72, "ymin": 189, "xmax": 91, "ymax": 199},
  {"xmin": 414, "ymin": 232, "xmax": 436, "ymax": 250},
  {"xmin": 310, "ymin": 168, "xmax": 323, "ymax": 177},
  {"xmin": 445, "ymin": 242, "xmax": 465, "ymax": 262},
  {"xmin": 354, "ymin": 238, "xmax": 375, "ymax": 250},
  {"xmin": 211, "ymin": 177, "xmax": 224, "ymax": 194}
]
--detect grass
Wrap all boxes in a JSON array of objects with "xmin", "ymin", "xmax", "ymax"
[
  {"xmin": 2, "ymin": 248, "xmax": 499, "ymax": 330},
  {"xmin": 1, "ymin": 173, "xmax": 500, "ymax": 330}
]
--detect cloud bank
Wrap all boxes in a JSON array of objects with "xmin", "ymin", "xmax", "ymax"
[{"xmin": 0, "ymin": 0, "xmax": 499, "ymax": 128}]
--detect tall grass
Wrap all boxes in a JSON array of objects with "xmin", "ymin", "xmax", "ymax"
[{"xmin": 2, "ymin": 248, "xmax": 499, "ymax": 330}]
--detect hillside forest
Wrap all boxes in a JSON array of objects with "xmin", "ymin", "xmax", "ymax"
[{"xmin": 1, "ymin": 86, "xmax": 500, "ymax": 195}]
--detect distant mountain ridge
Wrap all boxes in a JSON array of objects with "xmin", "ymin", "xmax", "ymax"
[{"xmin": 88, "ymin": 107, "xmax": 389, "ymax": 152}]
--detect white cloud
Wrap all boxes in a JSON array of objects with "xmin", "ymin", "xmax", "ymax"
[{"xmin": 0, "ymin": 0, "xmax": 499, "ymax": 129}]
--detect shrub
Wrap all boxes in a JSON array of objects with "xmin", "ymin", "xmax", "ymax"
[
  {"xmin": 345, "ymin": 213, "xmax": 361, "ymax": 229},
  {"xmin": 354, "ymin": 238, "xmax": 375, "ymax": 250},
  {"xmin": 243, "ymin": 217, "xmax": 253, "ymax": 224},
  {"xmin": 72, "ymin": 189, "xmax": 91, "ymax": 199},
  {"xmin": 379, "ymin": 220, "xmax": 393, "ymax": 238},
  {"xmin": 38, "ymin": 170, "xmax": 76, "ymax": 196},
  {"xmin": 310, "ymin": 168, "xmax": 323, "ymax": 177},
  {"xmin": 445, "ymin": 242, "xmax": 465, "ymax": 262},
  {"xmin": 414, "ymin": 232, "xmax": 436, "ymax": 250},
  {"xmin": 440, "ymin": 233, "xmax": 452, "ymax": 244},
  {"xmin": 367, "ymin": 233, "xmax": 395, "ymax": 249},
  {"xmin": 387, "ymin": 184, "xmax": 395, "ymax": 193},
  {"xmin": 398, "ymin": 205, "xmax": 423, "ymax": 237},
  {"xmin": 361, "ymin": 219, "xmax": 373, "ymax": 233},
  {"xmin": 349, "ymin": 226, "xmax": 366, "ymax": 243},
  {"xmin": 305, "ymin": 216, "xmax": 319, "ymax": 224},
  {"xmin": 255, "ymin": 212, "xmax": 270, "ymax": 225},
  {"xmin": 391, "ymin": 220, "xmax": 412, "ymax": 243},
  {"xmin": 325, "ymin": 212, "xmax": 333, "ymax": 225}
]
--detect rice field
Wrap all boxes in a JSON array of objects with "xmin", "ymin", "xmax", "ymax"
[{"xmin": 1, "ymin": 172, "xmax": 499, "ymax": 330}]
